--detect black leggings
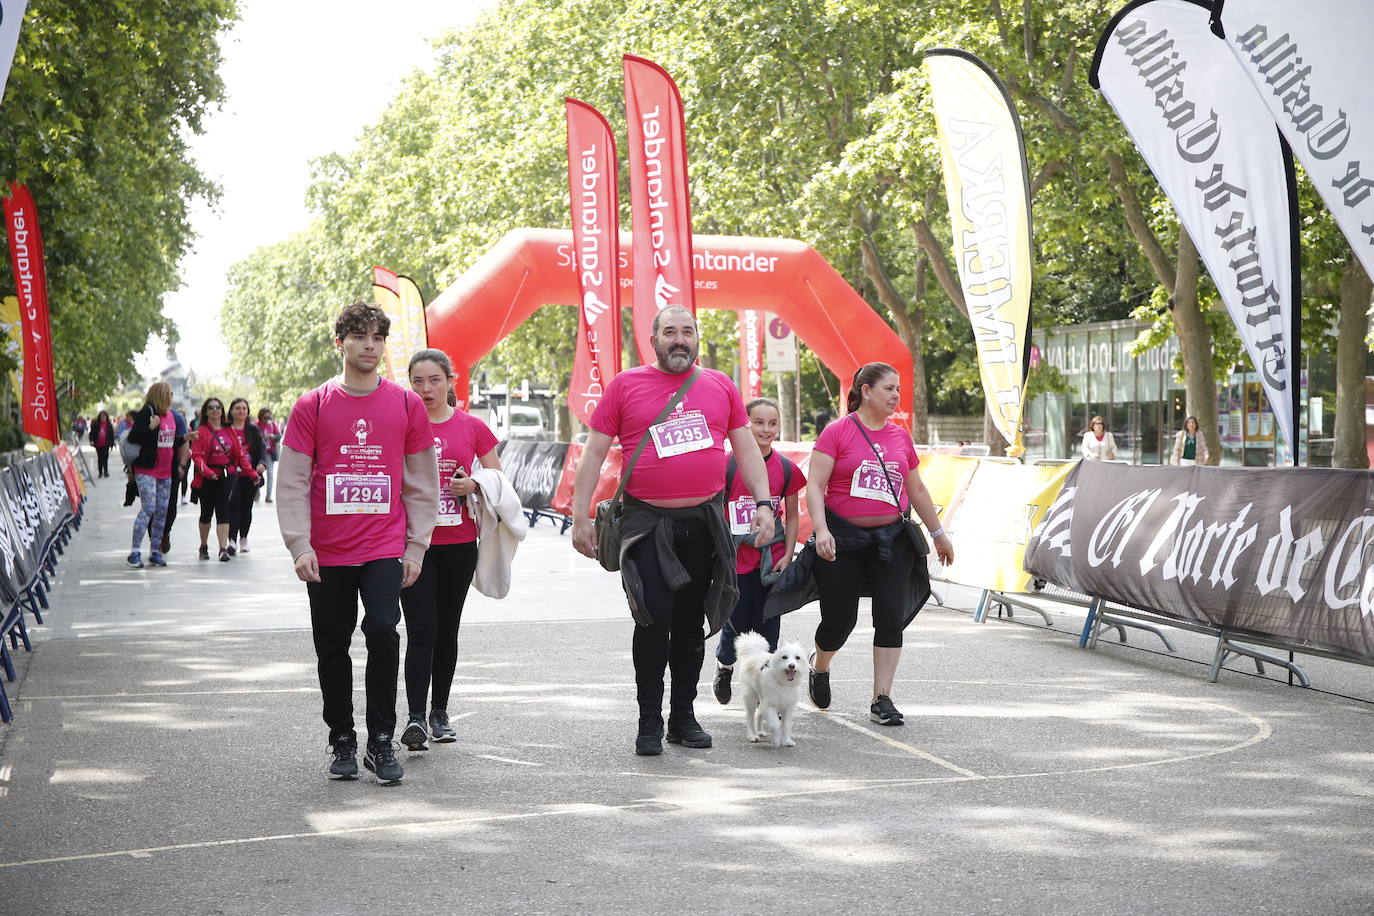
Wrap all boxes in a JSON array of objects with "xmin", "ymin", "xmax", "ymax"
[
  {"xmin": 229, "ymin": 475, "xmax": 256, "ymax": 542},
  {"xmin": 627, "ymin": 516, "xmax": 714, "ymax": 719},
  {"xmin": 197, "ymin": 475, "xmax": 235, "ymax": 526},
  {"xmin": 307, "ymin": 559, "xmax": 403, "ymax": 742},
  {"xmin": 95, "ymin": 446, "xmax": 110, "ymax": 477},
  {"xmin": 399, "ymin": 541, "xmax": 478, "ymax": 715},
  {"xmin": 812, "ymin": 531, "xmax": 916, "ymax": 650}
]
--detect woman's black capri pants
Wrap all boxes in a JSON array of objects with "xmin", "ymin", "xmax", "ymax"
[
  {"xmin": 197, "ymin": 474, "xmax": 236, "ymax": 526},
  {"xmin": 811, "ymin": 529, "xmax": 916, "ymax": 650}
]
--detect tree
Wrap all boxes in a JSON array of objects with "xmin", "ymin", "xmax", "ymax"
[{"xmin": 0, "ymin": 1, "xmax": 239, "ymax": 418}]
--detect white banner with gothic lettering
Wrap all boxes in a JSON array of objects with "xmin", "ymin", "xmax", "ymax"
[
  {"xmin": 1025, "ymin": 460, "xmax": 1374, "ymax": 662},
  {"xmin": 1091, "ymin": 0, "xmax": 1300, "ymax": 450},
  {"xmin": 1214, "ymin": 0, "xmax": 1374, "ymax": 282}
]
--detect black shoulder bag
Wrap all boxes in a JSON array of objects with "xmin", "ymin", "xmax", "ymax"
[
  {"xmin": 847, "ymin": 414, "xmax": 929, "ymax": 557},
  {"xmin": 594, "ymin": 366, "xmax": 702, "ymax": 572}
]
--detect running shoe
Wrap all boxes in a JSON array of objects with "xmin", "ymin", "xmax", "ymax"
[
  {"xmin": 238, "ymin": 540, "xmax": 250, "ymax": 554},
  {"xmin": 635, "ymin": 715, "xmax": 664, "ymax": 756},
  {"xmin": 712, "ymin": 664, "xmax": 732, "ymax": 705},
  {"xmin": 808, "ymin": 651, "xmax": 831, "ymax": 709},
  {"xmin": 364, "ymin": 736, "xmax": 403, "ymax": 785},
  {"xmin": 400, "ymin": 714, "xmax": 429, "ymax": 752},
  {"xmin": 665, "ymin": 712, "xmax": 712, "ymax": 748},
  {"xmin": 226, "ymin": 543, "xmax": 237, "ymax": 557},
  {"xmin": 198, "ymin": 545, "xmax": 210, "ymax": 560},
  {"xmin": 126, "ymin": 552, "xmax": 144, "ymax": 569},
  {"xmin": 329, "ymin": 733, "xmax": 358, "ymax": 780},
  {"xmin": 870, "ymin": 694, "xmax": 904, "ymax": 726},
  {"xmin": 429, "ymin": 709, "xmax": 457, "ymax": 743},
  {"xmin": 147, "ymin": 553, "xmax": 167, "ymax": 568},
  {"xmin": 218, "ymin": 548, "xmax": 231, "ymax": 562}
]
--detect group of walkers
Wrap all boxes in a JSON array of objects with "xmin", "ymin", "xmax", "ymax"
[{"xmin": 117, "ymin": 385, "xmax": 282, "ymax": 569}]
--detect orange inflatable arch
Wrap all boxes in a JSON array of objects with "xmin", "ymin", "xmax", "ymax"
[{"xmin": 425, "ymin": 228, "xmax": 914, "ymax": 425}]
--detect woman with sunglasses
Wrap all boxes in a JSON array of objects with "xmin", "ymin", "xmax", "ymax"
[{"xmin": 190, "ymin": 397, "xmax": 258, "ymax": 561}]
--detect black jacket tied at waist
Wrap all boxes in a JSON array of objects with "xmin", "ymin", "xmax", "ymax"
[
  {"xmin": 618, "ymin": 491, "xmax": 739, "ymax": 637},
  {"xmin": 763, "ymin": 508, "xmax": 930, "ymax": 628}
]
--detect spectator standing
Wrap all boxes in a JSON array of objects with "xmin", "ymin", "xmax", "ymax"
[
  {"xmin": 398, "ymin": 348, "xmax": 500, "ymax": 751},
  {"xmin": 89, "ymin": 411, "xmax": 115, "ymax": 478},
  {"xmin": 1170, "ymin": 416, "xmax": 1209, "ymax": 466},
  {"xmin": 1080, "ymin": 416, "xmax": 1118, "ymax": 461}
]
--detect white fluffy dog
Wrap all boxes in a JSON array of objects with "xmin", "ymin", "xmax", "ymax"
[{"xmin": 734, "ymin": 631, "xmax": 808, "ymax": 748}]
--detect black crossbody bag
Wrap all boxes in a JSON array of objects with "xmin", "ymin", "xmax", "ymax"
[
  {"xmin": 594, "ymin": 367, "xmax": 702, "ymax": 572},
  {"xmin": 847, "ymin": 414, "xmax": 928, "ymax": 557}
]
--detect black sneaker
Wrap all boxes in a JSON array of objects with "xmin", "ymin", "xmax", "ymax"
[
  {"xmin": 226, "ymin": 543, "xmax": 237, "ymax": 557},
  {"xmin": 198, "ymin": 545, "xmax": 210, "ymax": 560},
  {"xmin": 364, "ymin": 736, "xmax": 404, "ymax": 785},
  {"xmin": 218, "ymin": 548, "xmax": 231, "ymax": 562},
  {"xmin": 328, "ymin": 733, "xmax": 358, "ymax": 780},
  {"xmin": 808, "ymin": 652, "xmax": 831, "ymax": 709},
  {"xmin": 429, "ymin": 709, "xmax": 457, "ymax": 743},
  {"xmin": 712, "ymin": 664, "xmax": 732, "ymax": 705},
  {"xmin": 401, "ymin": 714, "xmax": 429, "ymax": 752},
  {"xmin": 870, "ymin": 694, "xmax": 904, "ymax": 726},
  {"xmin": 666, "ymin": 713, "xmax": 712, "ymax": 748},
  {"xmin": 635, "ymin": 715, "xmax": 664, "ymax": 756}
]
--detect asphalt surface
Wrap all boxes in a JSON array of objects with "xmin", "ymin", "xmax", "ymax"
[{"xmin": 1, "ymin": 467, "xmax": 1372, "ymax": 914}]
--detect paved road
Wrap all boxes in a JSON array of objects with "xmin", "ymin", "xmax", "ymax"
[{"xmin": 1, "ymin": 471, "xmax": 1372, "ymax": 914}]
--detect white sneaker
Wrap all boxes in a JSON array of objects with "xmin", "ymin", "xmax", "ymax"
[{"xmin": 239, "ymin": 539, "xmax": 250, "ymax": 554}]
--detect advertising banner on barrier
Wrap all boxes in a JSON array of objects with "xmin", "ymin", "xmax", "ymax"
[
  {"xmin": 55, "ymin": 444, "xmax": 81, "ymax": 512},
  {"xmin": 925, "ymin": 50, "xmax": 1034, "ymax": 455},
  {"xmin": 623, "ymin": 55, "xmax": 696, "ymax": 365},
  {"xmin": 1024, "ymin": 461, "xmax": 1374, "ymax": 661},
  {"xmin": 1091, "ymin": 0, "xmax": 1301, "ymax": 450},
  {"xmin": 496, "ymin": 440, "xmax": 570, "ymax": 510},
  {"xmin": 915, "ymin": 454, "xmax": 981, "ymax": 524},
  {"xmin": 4, "ymin": 183, "xmax": 59, "ymax": 444},
  {"xmin": 939, "ymin": 460, "xmax": 1075, "ymax": 593},
  {"xmin": 0, "ymin": 1, "xmax": 28, "ymax": 106},
  {"xmin": 565, "ymin": 99, "xmax": 622, "ymax": 426},
  {"xmin": 738, "ymin": 309, "xmax": 764, "ymax": 400},
  {"xmin": 1214, "ymin": 1, "xmax": 1374, "ymax": 280}
]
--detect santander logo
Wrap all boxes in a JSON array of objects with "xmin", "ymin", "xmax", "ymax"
[{"xmin": 583, "ymin": 291, "xmax": 610, "ymax": 325}]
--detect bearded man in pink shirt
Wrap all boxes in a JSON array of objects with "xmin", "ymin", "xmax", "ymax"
[
  {"xmin": 573, "ymin": 306, "xmax": 776, "ymax": 756},
  {"xmin": 277, "ymin": 302, "xmax": 439, "ymax": 786}
]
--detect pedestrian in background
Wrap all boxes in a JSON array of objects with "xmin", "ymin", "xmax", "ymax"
[
  {"xmin": 126, "ymin": 382, "xmax": 177, "ymax": 569},
  {"xmin": 1080, "ymin": 416, "xmax": 1117, "ymax": 461},
  {"xmin": 226, "ymin": 397, "xmax": 268, "ymax": 555},
  {"xmin": 1170, "ymin": 416, "xmax": 1209, "ymax": 466},
  {"xmin": 89, "ymin": 410, "xmax": 115, "ymax": 478},
  {"xmin": 190, "ymin": 398, "xmax": 256, "ymax": 561},
  {"xmin": 258, "ymin": 407, "xmax": 281, "ymax": 503}
]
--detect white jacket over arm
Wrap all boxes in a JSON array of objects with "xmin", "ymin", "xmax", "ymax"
[{"xmin": 470, "ymin": 467, "xmax": 529, "ymax": 599}]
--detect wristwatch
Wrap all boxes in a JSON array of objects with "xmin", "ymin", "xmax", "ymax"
[{"xmin": 755, "ymin": 498, "xmax": 777, "ymax": 513}]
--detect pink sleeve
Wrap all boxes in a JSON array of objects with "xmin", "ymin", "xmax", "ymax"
[
  {"xmin": 282, "ymin": 391, "xmax": 316, "ymax": 455},
  {"xmin": 814, "ymin": 420, "xmax": 842, "ymax": 458},
  {"xmin": 588, "ymin": 376, "xmax": 622, "ymax": 437},
  {"xmin": 474, "ymin": 418, "xmax": 499, "ymax": 455},
  {"xmin": 403, "ymin": 392, "xmax": 432, "ymax": 454}
]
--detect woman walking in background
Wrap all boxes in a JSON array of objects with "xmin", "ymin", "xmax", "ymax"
[
  {"xmin": 89, "ymin": 410, "xmax": 115, "ymax": 478},
  {"xmin": 1170, "ymin": 416, "xmax": 1209, "ymax": 466},
  {"xmin": 258, "ymin": 407, "xmax": 281, "ymax": 503},
  {"xmin": 126, "ymin": 382, "xmax": 178, "ymax": 569},
  {"xmin": 191, "ymin": 398, "xmax": 258, "ymax": 561},
  {"xmin": 226, "ymin": 397, "xmax": 268, "ymax": 554}
]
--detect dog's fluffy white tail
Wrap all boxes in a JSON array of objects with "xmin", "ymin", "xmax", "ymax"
[{"xmin": 734, "ymin": 630, "xmax": 770, "ymax": 660}]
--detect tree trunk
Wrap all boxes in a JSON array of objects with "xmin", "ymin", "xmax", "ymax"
[
  {"xmin": 1170, "ymin": 228, "xmax": 1222, "ymax": 465},
  {"xmin": 776, "ymin": 371, "xmax": 799, "ymax": 441},
  {"xmin": 982, "ymin": 407, "xmax": 1010, "ymax": 455},
  {"xmin": 1333, "ymin": 260, "xmax": 1372, "ymax": 469}
]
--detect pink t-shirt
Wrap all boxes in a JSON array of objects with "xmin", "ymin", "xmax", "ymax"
[
  {"xmin": 726, "ymin": 449, "xmax": 807, "ymax": 575},
  {"xmin": 137, "ymin": 411, "xmax": 177, "ymax": 480},
  {"xmin": 815, "ymin": 416, "xmax": 918, "ymax": 519},
  {"xmin": 589, "ymin": 364, "xmax": 748, "ymax": 501},
  {"xmin": 284, "ymin": 377, "xmax": 432, "ymax": 566},
  {"xmin": 429, "ymin": 409, "xmax": 500, "ymax": 546}
]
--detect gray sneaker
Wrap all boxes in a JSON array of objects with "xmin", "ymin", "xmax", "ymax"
[
  {"xmin": 328, "ymin": 733, "xmax": 358, "ymax": 780},
  {"xmin": 429, "ymin": 709, "xmax": 457, "ymax": 743},
  {"xmin": 400, "ymin": 714, "xmax": 429, "ymax": 752}
]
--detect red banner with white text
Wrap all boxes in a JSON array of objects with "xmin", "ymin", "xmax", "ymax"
[
  {"xmin": 738, "ymin": 309, "xmax": 764, "ymax": 400},
  {"xmin": 623, "ymin": 55, "xmax": 696, "ymax": 364},
  {"xmin": 565, "ymin": 98, "xmax": 623, "ymax": 425},
  {"xmin": 4, "ymin": 184, "xmax": 59, "ymax": 443}
]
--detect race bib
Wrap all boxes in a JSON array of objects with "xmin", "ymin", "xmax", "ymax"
[
  {"xmin": 650, "ymin": 411, "xmax": 713, "ymax": 458},
  {"xmin": 437, "ymin": 492, "xmax": 464, "ymax": 527},
  {"xmin": 325, "ymin": 473, "xmax": 392, "ymax": 515},
  {"xmin": 850, "ymin": 460, "xmax": 899, "ymax": 507},
  {"xmin": 157, "ymin": 428, "xmax": 174, "ymax": 449},
  {"xmin": 728, "ymin": 496, "xmax": 757, "ymax": 535}
]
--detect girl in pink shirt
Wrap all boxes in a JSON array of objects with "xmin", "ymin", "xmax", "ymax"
[
  {"xmin": 804, "ymin": 363, "xmax": 954, "ymax": 727},
  {"xmin": 398, "ymin": 349, "xmax": 500, "ymax": 751}
]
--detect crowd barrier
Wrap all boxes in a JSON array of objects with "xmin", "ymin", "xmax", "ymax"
[
  {"xmin": 0, "ymin": 444, "xmax": 87, "ymax": 723},
  {"xmin": 495, "ymin": 440, "xmax": 573, "ymax": 532}
]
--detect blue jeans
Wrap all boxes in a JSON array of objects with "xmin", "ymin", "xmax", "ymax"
[{"xmin": 715, "ymin": 568, "xmax": 780, "ymax": 666}]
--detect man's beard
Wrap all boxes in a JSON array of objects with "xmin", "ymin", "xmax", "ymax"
[{"xmin": 654, "ymin": 342, "xmax": 696, "ymax": 374}]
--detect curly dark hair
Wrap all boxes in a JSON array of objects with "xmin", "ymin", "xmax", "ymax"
[{"xmin": 333, "ymin": 300, "xmax": 391, "ymax": 340}]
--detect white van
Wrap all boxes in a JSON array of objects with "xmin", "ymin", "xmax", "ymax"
[{"xmin": 493, "ymin": 405, "xmax": 548, "ymax": 441}]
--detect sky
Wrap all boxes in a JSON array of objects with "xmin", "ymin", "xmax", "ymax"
[{"xmin": 139, "ymin": 0, "xmax": 496, "ymax": 381}]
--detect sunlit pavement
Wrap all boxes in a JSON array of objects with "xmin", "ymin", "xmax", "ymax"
[{"xmin": 1, "ymin": 472, "xmax": 1372, "ymax": 914}]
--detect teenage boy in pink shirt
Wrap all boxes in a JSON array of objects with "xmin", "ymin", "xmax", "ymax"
[
  {"xmin": 572, "ymin": 306, "xmax": 776, "ymax": 756},
  {"xmin": 276, "ymin": 301, "xmax": 439, "ymax": 785}
]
